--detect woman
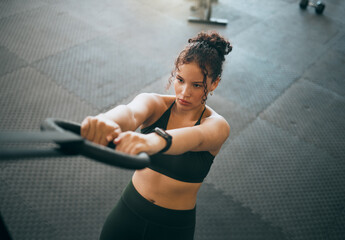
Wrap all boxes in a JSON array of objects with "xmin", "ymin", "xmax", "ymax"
[{"xmin": 81, "ymin": 31, "xmax": 232, "ymax": 240}]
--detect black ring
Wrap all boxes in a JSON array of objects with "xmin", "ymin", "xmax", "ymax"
[{"xmin": 41, "ymin": 118, "xmax": 150, "ymax": 169}]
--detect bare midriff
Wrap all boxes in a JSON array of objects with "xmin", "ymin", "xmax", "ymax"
[{"xmin": 132, "ymin": 168, "xmax": 202, "ymax": 210}]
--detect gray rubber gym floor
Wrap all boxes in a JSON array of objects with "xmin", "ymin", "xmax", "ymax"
[{"xmin": 1, "ymin": 0, "xmax": 344, "ymax": 239}]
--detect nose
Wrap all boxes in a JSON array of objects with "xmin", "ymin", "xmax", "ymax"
[{"xmin": 181, "ymin": 84, "xmax": 192, "ymax": 97}]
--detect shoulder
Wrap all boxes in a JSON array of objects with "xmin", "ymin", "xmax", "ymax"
[
  {"xmin": 202, "ymin": 105, "xmax": 230, "ymax": 135},
  {"xmin": 203, "ymin": 105, "xmax": 229, "ymax": 125},
  {"xmin": 137, "ymin": 93, "xmax": 176, "ymax": 128},
  {"xmin": 134, "ymin": 93, "xmax": 175, "ymax": 108}
]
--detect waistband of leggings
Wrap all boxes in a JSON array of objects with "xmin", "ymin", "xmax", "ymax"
[{"xmin": 121, "ymin": 180, "xmax": 196, "ymax": 228}]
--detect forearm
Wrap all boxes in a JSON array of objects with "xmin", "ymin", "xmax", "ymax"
[
  {"xmin": 161, "ymin": 127, "xmax": 203, "ymax": 155},
  {"xmin": 116, "ymin": 127, "xmax": 203, "ymax": 156},
  {"xmin": 102, "ymin": 105, "xmax": 137, "ymax": 132}
]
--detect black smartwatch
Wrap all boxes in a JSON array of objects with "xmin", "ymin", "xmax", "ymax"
[{"xmin": 154, "ymin": 127, "xmax": 172, "ymax": 153}]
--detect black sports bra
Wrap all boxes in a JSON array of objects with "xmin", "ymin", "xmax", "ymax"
[{"xmin": 141, "ymin": 101, "xmax": 215, "ymax": 183}]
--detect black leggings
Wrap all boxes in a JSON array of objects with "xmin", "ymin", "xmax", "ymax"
[{"xmin": 100, "ymin": 180, "xmax": 196, "ymax": 240}]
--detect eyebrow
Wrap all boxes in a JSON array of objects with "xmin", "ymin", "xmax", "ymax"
[{"xmin": 176, "ymin": 75, "xmax": 203, "ymax": 84}]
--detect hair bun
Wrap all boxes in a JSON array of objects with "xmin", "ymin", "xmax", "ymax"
[{"xmin": 188, "ymin": 31, "xmax": 232, "ymax": 61}]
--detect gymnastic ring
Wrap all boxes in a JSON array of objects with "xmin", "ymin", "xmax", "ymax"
[{"xmin": 41, "ymin": 118, "xmax": 150, "ymax": 169}]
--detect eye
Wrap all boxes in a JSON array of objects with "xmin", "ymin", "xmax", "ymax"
[
  {"xmin": 193, "ymin": 84, "xmax": 202, "ymax": 88},
  {"xmin": 176, "ymin": 77, "xmax": 184, "ymax": 83}
]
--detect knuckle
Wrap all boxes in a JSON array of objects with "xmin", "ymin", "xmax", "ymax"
[
  {"xmin": 85, "ymin": 116, "xmax": 92, "ymax": 122},
  {"xmin": 96, "ymin": 120, "xmax": 105, "ymax": 128}
]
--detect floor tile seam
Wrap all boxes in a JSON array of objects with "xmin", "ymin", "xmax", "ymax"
[
  {"xmin": 1, "ymin": 163, "xmax": 110, "ymax": 232},
  {"xmin": 29, "ymin": 28, "xmax": 153, "ymax": 67},
  {"xmin": 326, "ymin": 11, "xmax": 345, "ymax": 28},
  {"xmin": 258, "ymin": 111, "xmax": 342, "ymax": 161},
  {"xmin": 250, "ymin": 69, "xmax": 345, "ymax": 159},
  {"xmin": 0, "ymin": 1, "xmax": 51, "ymax": 21},
  {"xmin": 26, "ymin": 33, "xmax": 112, "ymax": 111},
  {"xmin": 202, "ymin": 181, "xmax": 292, "ymax": 239},
  {"xmin": 0, "ymin": 43, "xmax": 28, "ymax": 63},
  {"xmin": 28, "ymin": 64, "xmax": 101, "ymax": 112},
  {"xmin": 232, "ymin": 15, "xmax": 266, "ymax": 40},
  {"xmin": 209, "ymin": 131, "xmax": 340, "ymax": 239},
  {"xmin": 0, "ymin": 63, "xmax": 29, "ymax": 80},
  {"xmin": 0, "ymin": 5, "xmax": 107, "ymax": 64},
  {"xmin": 305, "ymin": 28, "xmax": 345, "ymax": 66},
  {"xmin": 255, "ymin": 73, "xmax": 345, "ymax": 153},
  {"xmin": 297, "ymin": 29, "xmax": 345, "ymax": 99},
  {"xmin": 261, "ymin": 4, "xmax": 344, "ymax": 46},
  {"xmin": 224, "ymin": 0, "xmax": 292, "ymax": 22},
  {"xmin": 236, "ymin": 69, "xmax": 302, "ymax": 137},
  {"xmin": 0, "ymin": 177, "xmax": 62, "ymax": 238},
  {"xmin": 303, "ymin": 77, "xmax": 345, "ymax": 100},
  {"xmin": 104, "ymin": 72, "xmax": 173, "ymax": 110},
  {"xmin": 26, "ymin": 30, "xmax": 107, "ymax": 65}
]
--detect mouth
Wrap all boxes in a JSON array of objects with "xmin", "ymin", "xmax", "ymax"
[{"xmin": 178, "ymin": 98, "xmax": 191, "ymax": 105}]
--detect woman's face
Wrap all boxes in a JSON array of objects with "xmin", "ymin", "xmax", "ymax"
[{"xmin": 174, "ymin": 62, "xmax": 218, "ymax": 110}]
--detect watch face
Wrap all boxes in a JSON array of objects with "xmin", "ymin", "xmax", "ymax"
[
  {"xmin": 156, "ymin": 128, "xmax": 165, "ymax": 136},
  {"xmin": 155, "ymin": 127, "xmax": 171, "ymax": 140},
  {"xmin": 154, "ymin": 127, "xmax": 172, "ymax": 153}
]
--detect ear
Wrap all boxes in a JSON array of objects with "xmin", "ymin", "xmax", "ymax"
[{"xmin": 210, "ymin": 77, "xmax": 220, "ymax": 91}]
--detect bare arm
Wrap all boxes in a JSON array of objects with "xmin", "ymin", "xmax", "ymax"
[
  {"xmin": 81, "ymin": 93, "xmax": 164, "ymax": 145},
  {"xmin": 102, "ymin": 93, "xmax": 162, "ymax": 131},
  {"xmin": 165, "ymin": 116, "xmax": 230, "ymax": 155},
  {"xmin": 115, "ymin": 111, "xmax": 230, "ymax": 156}
]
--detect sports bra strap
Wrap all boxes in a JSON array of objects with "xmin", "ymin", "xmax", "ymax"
[
  {"xmin": 170, "ymin": 100, "xmax": 205, "ymax": 126},
  {"xmin": 195, "ymin": 107, "xmax": 206, "ymax": 126}
]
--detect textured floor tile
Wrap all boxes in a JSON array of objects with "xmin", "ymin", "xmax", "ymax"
[
  {"xmin": 206, "ymin": 118, "xmax": 345, "ymax": 240},
  {"xmin": 46, "ymin": 0, "xmax": 141, "ymax": 33},
  {"xmin": 106, "ymin": 6, "xmax": 192, "ymax": 73},
  {"xmin": 0, "ymin": 0, "xmax": 46, "ymax": 19},
  {"xmin": 1, "ymin": 0, "xmax": 344, "ymax": 239},
  {"xmin": 223, "ymin": 0, "xmax": 291, "ymax": 20},
  {"xmin": 302, "ymin": 49, "xmax": 345, "ymax": 97},
  {"xmin": 1, "ymin": 180, "xmax": 60, "ymax": 240},
  {"xmin": 0, "ymin": 46, "xmax": 27, "ymax": 76},
  {"xmin": 0, "ymin": 67, "xmax": 97, "ymax": 130},
  {"xmin": 332, "ymin": 32, "xmax": 345, "ymax": 54},
  {"xmin": 261, "ymin": 78, "xmax": 345, "ymax": 160},
  {"xmin": 327, "ymin": 208, "xmax": 345, "ymax": 240},
  {"xmin": 319, "ymin": 0, "xmax": 345, "ymax": 24},
  {"xmin": 216, "ymin": 48, "xmax": 300, "ymax": 114},
  {"xmin": 207, "ymin": 94, "xmax": 256, "ymax": 140},
  {"xmin": 196, "ymin": 183, "xmax": 287, "ymax": 240},
  {"xmin": 1, "ymin": 155, "xmax": 134, "ymax": 240},
  {"xmin": 264, "ymin": 3, "xmax": 342, "ymax": 45},
  {"xmin": 33, "ymin": 36, "xmax": 167, "ymax": 110},
  {"xmin": 233, "ymin": 18, "xmax": 326, "ymax": 75},
  {"xmin": 0, "ymin": 5, "xmax": 101, "ymax": 63}
]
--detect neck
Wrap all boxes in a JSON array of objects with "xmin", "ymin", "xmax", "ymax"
[{"xmin": 172, "ymin": 100, "xmax": 205, "ymax": 122}]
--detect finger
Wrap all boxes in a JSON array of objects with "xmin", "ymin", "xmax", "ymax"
[
  {"xmin": 115, "ymin": 133, "xmax": 131, "ymax": 153},
  {"xmin": 114, "ymin": 127, "xmax": 122, "ymax": 137},
  {"xmin": 107, "ymin": 128, "xmax": 120, "ymax": 142},
  {"xmin": 80, "ymin": 117, "xmax": 90, "ymax": 138},
  {"xmin": 94, "ymin": 133, "xmax": 103, "ymax": 145},
  {"xmin": 99, "ymin": 135, "xmax": 109, "ymax": 146},
  {"xmin": 131, "ymin": 145, "xmax": 141, "ymax": 155},
  {"xmin": 86, "ymin": 118, "xmax": 97, "ymax": 141},
  {"xmin": 106, "ymin": 134, "xmax": 113, "ymax": 142},
  {"xmin": 94, "ymin": 121, "xmax": 106, "ymax": 144},
  {"xmin": 113, "ymin": 134, "xmax": 122, "ymax": 145}
]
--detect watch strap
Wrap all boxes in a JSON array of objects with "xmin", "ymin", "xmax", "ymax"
[{"xmin": 154, "ymin": 127, "xmax": 172, "ymax": 153}]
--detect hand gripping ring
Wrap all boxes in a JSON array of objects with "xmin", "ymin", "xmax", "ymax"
[{"xmin": 41, "ymin": 118, "xmax": 150, "ymax": 169}]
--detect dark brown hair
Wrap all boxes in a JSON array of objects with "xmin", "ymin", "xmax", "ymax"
[{"xmin": 168, "ymin": 31, "xmax": 232, "ymax": 103}]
